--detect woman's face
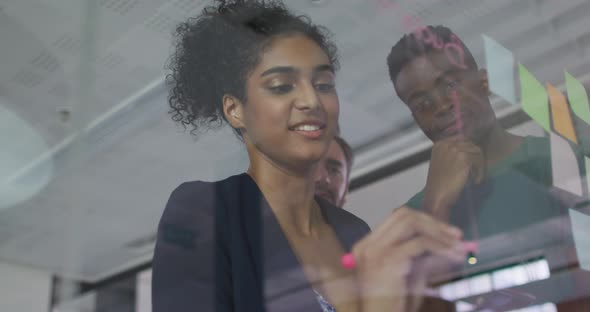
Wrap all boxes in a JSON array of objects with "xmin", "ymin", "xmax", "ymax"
[{"xmin": 235, "ymin": 34, "xmax": 339, "ymax": 172}]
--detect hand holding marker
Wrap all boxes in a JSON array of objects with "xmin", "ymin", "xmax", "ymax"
[
  {"xmin": 341, "ymin": 241, "xmax": 479, "ymax": 269},
  {"xmin": 340, "ymin": 0, "xmax": 477, "ymax": 270}
]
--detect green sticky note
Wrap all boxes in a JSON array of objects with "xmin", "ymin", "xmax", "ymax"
[
  {"xmin": 519, "ymin": 64, "xmax": 550, "ymax": 132},
  {"xmin": 566, "ymin": 71, "xmax": 590, "ymax": 126}
]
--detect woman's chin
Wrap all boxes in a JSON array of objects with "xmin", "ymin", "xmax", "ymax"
[{"xmin": 291, "ymin": 150, "xmax": 326, "ymax": 166}]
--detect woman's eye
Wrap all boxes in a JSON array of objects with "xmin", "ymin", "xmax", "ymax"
[{"xmin": 269, "ymin": 84, "xmax": 293, "ymax": 94}]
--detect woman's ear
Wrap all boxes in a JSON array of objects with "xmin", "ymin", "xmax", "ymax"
[{"xmin": 223, "ymin": 95, "xmax": 245, "ymax": 130}]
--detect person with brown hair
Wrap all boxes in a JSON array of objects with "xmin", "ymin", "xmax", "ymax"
[{"xmin": 315, "ymin": 136, "xmax": 354, "ymax": 208}]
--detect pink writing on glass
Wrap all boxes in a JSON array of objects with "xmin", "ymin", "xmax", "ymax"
[
  {"xmin": 377, "ymin": 0, "xmax": 396, "ymax": 9},
  {"xmin": 450, "ymin": 89, "xmax": 465, "ymax": 137},
  {"xmin": 377, "ymin": 0, "xmax": 468, "ymax": 69}
]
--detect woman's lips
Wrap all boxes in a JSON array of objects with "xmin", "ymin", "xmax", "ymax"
[
  {"xmin": 292, "ymin": 128, "xmax": 325, "ymax": 139},
  {"xmin": 289, "ymin": 122, "xmax": 326, "ymax": 139}
]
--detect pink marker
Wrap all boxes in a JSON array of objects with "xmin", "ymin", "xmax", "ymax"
[
  {"xmin": 341, "ymin": 253, "xmax": 356, "ymax": 270},
  {"xmin": 463, "ymin": 241, "xmax": 479, "ymax": 253}
]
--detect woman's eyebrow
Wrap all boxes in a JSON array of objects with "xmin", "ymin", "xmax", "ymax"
[
  {"xmin": 260, "ymin": 66, "xmax": 297, "ymax": 77},
  {"xmin": 260, "ymin": 64, "xmax": 334, "ymax": 78},
  {"xmin": 313, "ymin": 64, "xmax": 335, "ymax": 74}
]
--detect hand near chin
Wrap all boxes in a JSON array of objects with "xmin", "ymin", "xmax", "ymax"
[{"xmin": 423, "ymin": 136, "xmax": 485, "ymax": 220}]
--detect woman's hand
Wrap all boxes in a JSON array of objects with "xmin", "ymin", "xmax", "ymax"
[{"xmin": 351, "ymin": 206, "xmax": 465, "ymax": 312}]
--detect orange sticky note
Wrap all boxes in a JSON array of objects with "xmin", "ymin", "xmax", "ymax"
[{"xmin": 547, "ymin": 83, "xmax": 578, "ymax": 144}]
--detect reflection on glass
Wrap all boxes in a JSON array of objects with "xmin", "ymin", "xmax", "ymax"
[
  {"xmin": 0, "ymin": 104, "xmax": 53, "ymax": 210},
  {"xmin": 569, "ymin": 209, "xmax": 590, "ymax": 271},
  {"xmin": 439, "ymin": 259, "xmax": 550, "ymax": 301},
  {"xmin": 483, "ymin": 35, "xmax": 517, "ymax": 105},
  {"xmin": 1, "ymin": 0, "xmax": 590, "ymax": 311}
]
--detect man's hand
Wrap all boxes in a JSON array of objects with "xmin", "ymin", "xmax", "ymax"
[{"xmin": 423, "ymin": 137, "xmax": 485, "ymax": 220}]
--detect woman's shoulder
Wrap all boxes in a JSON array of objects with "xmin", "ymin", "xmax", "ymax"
[
  {"xmin": 160, "ymin": 173, "xmax": 251, "ymax": 221},
  {"xmin": 156, "ymin": 174, "xmax": 252, "ymax": 251},
  {"xmin": 168, "ymin": 173, "xmax": 251, "ymax": 200}
]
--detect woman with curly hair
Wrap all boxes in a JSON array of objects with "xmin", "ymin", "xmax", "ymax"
[{"xmin": 152, "ymin": 1, "xmax": 465, "ymax": 311}]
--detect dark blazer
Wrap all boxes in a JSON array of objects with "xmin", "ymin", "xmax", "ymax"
[{"xmin": 152, "ymin": 173, "xmax": 370, "ymax": 312}]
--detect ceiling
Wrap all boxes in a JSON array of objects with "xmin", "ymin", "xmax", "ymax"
[{"xmin": 1, "ymin": 0, "xmax": 590, "ymax": 282}]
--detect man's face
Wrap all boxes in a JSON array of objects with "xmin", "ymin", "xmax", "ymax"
[
  {"xmin": 315, "ymin": 140, "xmax": 349, "ymax": 207},
  {"xmin": 394, "ymin": 50, "xmax": 496, "ymax": 143}
]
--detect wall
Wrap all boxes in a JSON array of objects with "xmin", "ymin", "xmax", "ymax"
[{"xmin": 135, "ymin": 270, "xmax": 151, "ymax": 312}]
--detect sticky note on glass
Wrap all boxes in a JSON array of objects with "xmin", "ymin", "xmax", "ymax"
[
  {"xmin": 566, "ymin": 71, "xmax": 590, "ymax": 126},
  {"xmin": 483, "ymin": 35, "xmax": 516, "ymax": 105},
  {"xmin": 550, "ymin": 132, "xmax": 583, "ymax": 196},
  {"xmin": 569, "ymin": 209, "xmax": 590, "ymax": 271},
  {"xmin": 519, "ymin": 64, "xmax": 551, "ymax": 133}
]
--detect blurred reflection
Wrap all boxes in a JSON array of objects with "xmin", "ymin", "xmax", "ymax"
[
  {"xmin": 4, "ymin": 0, "xmax": 590, "ymax": 311},
  {"xmin": 0, "ymin": 105, "xmax": 54, "ymax": 210},
  {"xmin": 0, "ymin": 10, "xmax": 59, "ymax": 211}
]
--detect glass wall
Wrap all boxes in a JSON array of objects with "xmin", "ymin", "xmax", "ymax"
[{"xmin": 1, "ymin": 0, "xmax": 590, "ymax": 311}]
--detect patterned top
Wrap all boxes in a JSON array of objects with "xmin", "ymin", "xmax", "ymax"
[{"xmin": 314, "ymin": 289, "xmax": 337, "ymax": 312}]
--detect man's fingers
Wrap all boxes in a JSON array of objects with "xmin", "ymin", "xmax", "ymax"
[
  {"xmin": 446, "ymin": 141, "xmax": 483, "ymax": 154},
  {"xmin": 440, "ymin": 142, "xmax": 486, "ymax": 183}
]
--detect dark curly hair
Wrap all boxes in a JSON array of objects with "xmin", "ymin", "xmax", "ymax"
[
  {"xmin": 166, "ymin": 0, "xmax": 339, "ymax": 137},
  {"xmin": 387, "ymin": 25, "xmax": 477, "ymax": 90}
]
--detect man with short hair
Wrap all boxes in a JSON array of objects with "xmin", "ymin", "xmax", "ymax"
[
  {"xmin": 386, "ymin": 25, "xmax": 584, "ymax": 238},
  {"xmin": 315, "ymin": 136, "xmax": 354, "ymax": 208},
  {"xmin": 386, "ymin": 26, "xmax": 590, "ymax": 312}
]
